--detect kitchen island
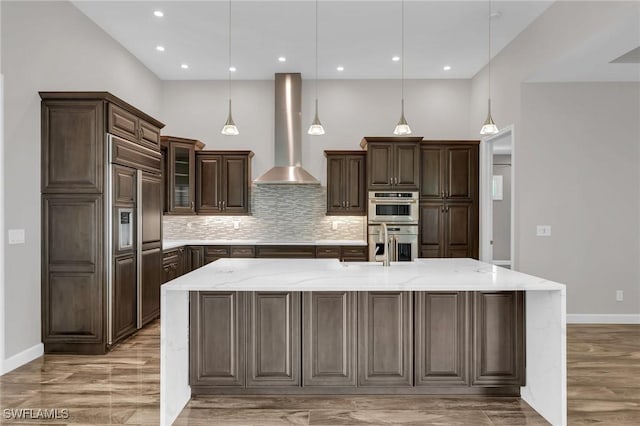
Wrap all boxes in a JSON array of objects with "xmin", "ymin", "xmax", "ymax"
[{"xmin": 160, "ymin": 258, "xmax": 566, "ymax": 425}]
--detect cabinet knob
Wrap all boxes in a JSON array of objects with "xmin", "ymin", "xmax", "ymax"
[
  {"xmin": 218, "ymin": 201, "xmax": 221, "ymax": 209},
  {"xmin": 223, "ymin": 200, "xmax": 226, "ymax": 210},
  {"xmin": 191, "ymin": 201, "xmax": 194, "ymax": 209}
]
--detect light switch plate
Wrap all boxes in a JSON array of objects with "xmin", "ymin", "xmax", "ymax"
[
  {"xmin": 8, "ymin": 229, "xmax": 25, "ymax": 245},
  {"xmin": 536, "ymin": 225, "xmax": 551, "ymax": 237},
  {"xmin": 616, "ymin": 290, "xmax": 624, "ymax": 302}
]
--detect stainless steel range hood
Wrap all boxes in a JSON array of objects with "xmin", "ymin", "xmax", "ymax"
[{"xmin": 255, "ymin": 73, "xmax": 320, "ymax": 185}]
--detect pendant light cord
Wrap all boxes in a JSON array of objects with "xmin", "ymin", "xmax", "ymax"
[
  {"xmin": 488, "ymin": 0, "xmax": 492, "ymax": 105},
  {"xmin": 401, "ymin": 0, "xmax": 405, "ymax": 101},
  {"xmin": 228, "ymin": 0, "xmax": 232, "ymax": 101},
  {"xmin": 315, "ymin": 0, "xmax": 319, "ymax": 101}
]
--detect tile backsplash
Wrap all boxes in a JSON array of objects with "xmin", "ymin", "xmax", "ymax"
[{"xmin": 163, "ymin": 185, "xmax": 366, "ymax": 241}]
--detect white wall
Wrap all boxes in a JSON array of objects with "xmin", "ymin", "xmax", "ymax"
[
  {"xmin": 162, "ymin": 79, "xmax": 472, "ymax": 184},
  {"xmin": 0, "ymin": 1, "xmax": 162, "ymax": 363}
]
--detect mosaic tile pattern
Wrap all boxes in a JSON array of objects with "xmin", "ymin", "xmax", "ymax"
[{"xmin": 163, "ymin": 185, "xmax": 366, "ymax": 241}]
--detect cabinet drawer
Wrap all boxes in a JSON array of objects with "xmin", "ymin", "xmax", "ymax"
[
  {"xmin": 256, "ymin": 246, "xmax": 316, "ymax": 258},
  {"xmin": 230, "ymin": 246, "xmax": 255, "ymax": 258},
  {"xmin": 204, "ymin": 246, "xmax": 230, "ymax": 264},
  {"xmin": 341, "ymin": 246, "xmax": 368, "ymax": 261},
  {"xmin": 162, "ymin": 249, "xmax": 180, "ymax": 266},
  {"xmin": 316, "ymin": 246, "xmax": 340, "ymax": 258}
]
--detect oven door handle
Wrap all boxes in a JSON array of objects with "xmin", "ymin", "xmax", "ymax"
[{"xmin": 370, "ymin": 199, "xmax": 417, "ymax": 204}]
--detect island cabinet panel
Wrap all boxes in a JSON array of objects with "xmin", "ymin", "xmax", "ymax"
[
  {"xmin": 358, "ymin": 292, "xmax": 413, "ymax": 386},
  {"xmin": 247, "ymin": 292, "xmax": 301, "ymax": 387},
  {"xmin": 302, "ymin": 292, "xmax": 357, "ymax": 387},
  {"xmin": 190, "ymin": 292, "xmax": 245, "ymax": 387},
  {"xmin": 472, "ymin": 291, "xmax": 525, "ymax": 386},
  {"xmin": 415, "ymin": 292, "xmax": 469, "ymax": 386}
]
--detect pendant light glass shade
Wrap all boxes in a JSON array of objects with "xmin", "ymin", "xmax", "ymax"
[
  {"xmin": 393, "ymin": 99, "xmax": 412, "ymax": 135},
  {"xmin": 394, "ymin": 0, "xmax": 411, "ymax": 135},
  {"xmin": 221, "ymin": 0, "xmax": 238, "ymax": 136},
  {"xmin": 221, "ymin": 99, "xmax": 239, "ymax": 136},
  {"xmin": 308, "ymin": 99, "xmax": 325, "ymax": 135},
  {"xmin": 480, "ymin": 99, "xmax": 498, "ymax": 135}
]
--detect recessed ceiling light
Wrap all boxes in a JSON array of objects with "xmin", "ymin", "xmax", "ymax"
[
  {"xmin": 443, "ymin": 65, "xmax": 451, "ymax": 71},
  {"xmin": 156, "ymin": 45, "xmax": 165, "ymax": 52},
  {"xmin": 229, "ymin": 66, "xmax": 237, "ymax": 72},
  {"xmin": 278, "ymin": 56, "xmax": 286, "ymax": 62},
  {"xmin": 392, "ymin": 56, "xmax": 400, "ymax": 62},
  {"xmin": 181, "ymin": 64, "xmax": 189, "ymax": 69},
  {"xmin": 336, "ymin": 66, "xmax": 344, "ymax": 71},
  {"xmin": 153, "ymin": 10, "xmax": 164, "ymax": 18}
]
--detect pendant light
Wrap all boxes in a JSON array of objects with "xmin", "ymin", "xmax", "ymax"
[
  {"xmin": 221, "ymin": 0, "xmax": 239, "ymax": 136},
  {"xmin": 394, "ymin": 0, "xmax": 411, "ymax": 136},
  {"xmin": 480, "ymin": 0, "xmax": 499, "ymax": 136},
  {"xmin": 308, "ymin": 0, "xmax": 325, "ymax": 136}
]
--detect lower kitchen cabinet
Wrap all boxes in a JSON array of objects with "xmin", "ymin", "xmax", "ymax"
[
  {"xmin": 255, "ymin": 245, "xmax": 316, "ymax": 258},
  {"xmin": 112, "ymin": 254, "xmax": 137, "ymax": 343},
  {"xmin": 472, "ymin": 291, "xmax": 525, "ymax": 386},
  {"xmin": 302, "ymin": 291, "xmax": 357, "ymax": 387},
  {"xmin": 190, "ymin": 292, "xmax": 245, "ymax": 388},
  {"xmin": 185, "ymin": 246, "xmax": 204, "ymax": 273},
  {"xmin": 162, "ymin": 247, "xmax": 184, "ymax": 283},
  {"xmin": 358, "ymin": 291, "xmax": 413, "ymax": 387},
  {"xmin": 415, "ymin": 292, "xmax": 469, "ymax": 386},
  {"xmin": 246, "ymin": 291, "xmax": 301, "ymax": 387},
  {"xmin": 204, "ymin": 246, "xmax": 230, "ymax": 264},
  {"xmin": 140, "ymin": 246, "xmax": 162, "ymax": 326}
]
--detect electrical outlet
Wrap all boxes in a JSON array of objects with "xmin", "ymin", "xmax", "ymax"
[
  {"xmin": 536, "ymin": 225, "xmax": 551, "ymax": 237},
  {"xmin": 233, "ymin": 220, "xmax": 240, "ymax": 230},
  {"xmin": 332, "ymin": 221, "xmax": 339, "ymax": 230},
  {"xmin": 8, "ymin": 229, "xmax": 25, "ymax": 245},
  {"xmin": 616, "ymin": 290, "xmax": 624, "ymax": 302}
]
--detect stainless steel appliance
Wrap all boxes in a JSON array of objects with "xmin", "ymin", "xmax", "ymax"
[
  {"xmin": 368, "ymin": 191, "xmax": 419, "ymax": 224},
  {"xmin": 368, "ymin": 224, "xmax": 418, "ymax": 262}
]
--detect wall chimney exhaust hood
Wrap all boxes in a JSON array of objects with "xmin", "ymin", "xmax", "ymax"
[{"xmin": 255, "ymin": 73, "xmax": 320, "ymax": 185}]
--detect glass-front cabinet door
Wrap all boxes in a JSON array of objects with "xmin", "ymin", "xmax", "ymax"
[{"xmin": 168, "ymin": 142, "xmax": 196, "ymax": 214}]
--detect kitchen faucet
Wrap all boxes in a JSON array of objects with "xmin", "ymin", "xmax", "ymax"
[{"xmin": 375, "ymin": 223, "xmax": 391, "ymax": 267}]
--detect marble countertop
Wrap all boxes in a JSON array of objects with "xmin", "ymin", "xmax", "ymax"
[
  {"xmin": 163, "ymin": 239, "xmax": 368, "ymax": 250},
  {"xmin": 161, "ymin": 258, "xmax": 565, "ymax": 292}
]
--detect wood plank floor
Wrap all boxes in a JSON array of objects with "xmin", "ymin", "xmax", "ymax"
[{"xmin": 0, "ymin": 323, "xmax": 638, "ymax": 425}]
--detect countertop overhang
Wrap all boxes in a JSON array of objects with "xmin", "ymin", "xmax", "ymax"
[{"xmin": 161, "ymin": 258, "xmax": 565, "ymax": 293}]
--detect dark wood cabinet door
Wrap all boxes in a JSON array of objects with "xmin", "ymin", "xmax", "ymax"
[
  {"xmin": 113, "ymin": 165, "xmax": 136, "ymax": 205},
  {"xmin": 367, "ymin": 143, "xmax": 394, "ymax": 189},
  {"xmin": 345, "ymin": 155, "xmax": 366, "ymax": 213},
  {"xmin": 204, "ymin": 246, "xmax": 230, "ymax": 264},
  {"xmin": 196, "ymin": 154, "xmax": 222, "ymax": 214},
  {"xmin": 168, "ymin": 142, "xmax": 196, "ymax": 214},
  {"xmin": 190, "ymin": 292, "xmax": 245, "ymax": 387},
  {"xmin": 42, "ymin": 100, "xmax": 104, "ymax": 193},
  {"xmin": 446, "ymin": 146, "xmax": 477, "ymax": 202},
  {"xmin": 247, "ymin": 292, "xmax": 301, "ymax": 387},
  {"xmin": 415, "ymin": 292, "xmax": 469, "ymax": 386},
  {"xmin": 222, "ymin": 155, "xmax": 249, "ymax": 213},
  {"xmin": 472, "ymin": 291, "xmax": 525, "ymax": 386},
  {"xmin": 303, "ymin": 292, "xmax": 357, "ymax": 387},
  {"xmin": 108, "ymin": 103, "xmax": 139, "ymax": 144},
  {"xmin": 326, "ymin": 156, "xmax": 345, "ymax": 214},
  {"xmin": 394, "ymin": 143, "xmax": 420, "ymax": 190},
  {"xmin": 420, "ymin": 146, "xmax": 444, "ymax": 200},
  {"xmin": 358, "ymin": 292, "xmax": 412, "ymax": 386},
  {"xmin": 141, "ymin": 172, "xmax": 162, "ymax": 245},
  {"xmin": 140, "ymin": 246, "xmax": 162, "ymax": 325},
  {"xmin": 186, "ymin": 246, "xmax": 204, "ymax": 272},
  {"xmin": 340, "ymin": 246, "xmax": 368, "ymax": 262},
  {"xmin": 445, "ymin": 203, "xmax": 474, "ymax": 258},
  {"xmin": 112, "ymin": 254, "xmax": 137, "ymax": 343},
  {"xmin": 139, "ymin": 119, "xmax": 161, "ymax": 151},
  {"xmin": 419, "ymin": 203, "xmax": 444, "ymax": 258}
]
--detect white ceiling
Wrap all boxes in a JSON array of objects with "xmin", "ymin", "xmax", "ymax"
[{"xmin": 72, "ymin": 0, "xmax": 553, "ymax": 80}]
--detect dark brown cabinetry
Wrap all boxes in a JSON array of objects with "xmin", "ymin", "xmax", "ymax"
[
  {"xmin": 247, "ymin": 292, "xmax": 301, "ymax": 387},
  {"xmin": 472, "ymin": 291, "xmax": 525, "ymax": 386},
  {"xmin": 419, "ymin": 141, "xmax": 479, "ymax": 259},
  {"xmin": 40, "ymin": 92, "xmax": 164, "ymax": 354},
  {"xmin": 162, "ymin": 247, "xmax": 184, "ymax": 283},
  {"xmin": 358, "ymin": 291, "xmax": 413, "ymax": 386},
  {"xmin": 196, "ymin": 151, "xmax": 253, "ymax": 215},
  {"xmin": 190, "ymin": 291, "xmax": 245, "ymax": 388},
  {"xmin": 325, "ymin": 151, "xmax": 366, "ymax": 215},
  {"xmin": 415, "ymin": 292, "xmax": 469, "ymax": 386},
  {"xmin": 161, "ymin": 136, "xmax": 204, "ymax": 215},
  {"xmin": 256, "ymin": 245, "xmax": 316, "ymax": 258},
  {"xmin": 361, "ymin": 137, "xmax": 421, "ymax": 190},
  {"xmin": 303, "ymin": 291, "xmax": 357, "ymax": 386}
]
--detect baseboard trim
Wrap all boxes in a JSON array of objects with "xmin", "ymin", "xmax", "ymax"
[
  {"xmin": 2, "ymin": 343, "xmax": 44, "ymax": 375},
  {"xmin": 567, "ymin": 314, "xmax": 640, "ymax": 324}
]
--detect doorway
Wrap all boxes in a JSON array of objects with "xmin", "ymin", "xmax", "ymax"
[
  {"xmin": 480, "ymin": 125, "xmax": 515, "ymax": 269},
  {"xmin": 0, "ymin": 74, "xmax": 5, "ymax": 373}
]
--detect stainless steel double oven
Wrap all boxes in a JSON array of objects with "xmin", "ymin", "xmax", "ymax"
[{"xmin": 367, "ymin": 191, "xmax": 419, "ymax": 262}]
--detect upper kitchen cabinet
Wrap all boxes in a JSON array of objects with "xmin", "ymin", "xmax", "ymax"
[
  {"xmin": 360, "ymin": 137, "xmax": 421, "ymax": 191},
  {"xmin": 420, "ymin": 142, "xmax": 479, "ymax": 202},
  {"xmin": 108, "ymin": 104, "xmax": 161, "ymax": 151},
  {"xmin": 325, "ymin": 151, "xmax": 366, "ymax": 215},
  {"xmin": 161, "ymin": 136, "xmax": 204, "ymax": 215},
  {"xmin": 196, "ymin": 151, "xmax": 253, "ymax": 215}
]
